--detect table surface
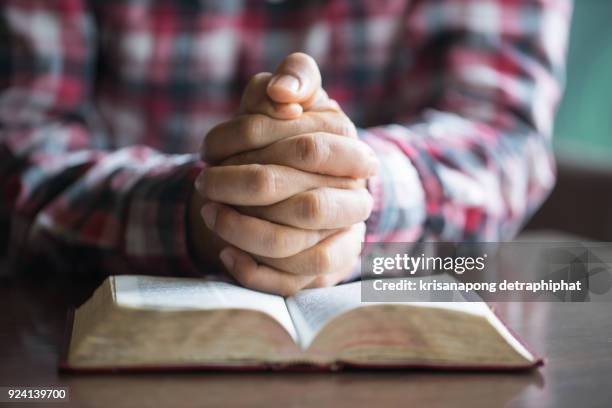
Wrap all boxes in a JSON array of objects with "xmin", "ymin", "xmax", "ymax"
[{"xmin": 2, "ymin": 236, "xmax": 612, "ymax": 408}]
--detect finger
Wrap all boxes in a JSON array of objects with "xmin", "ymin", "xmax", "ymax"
[
  {"xmin": 289, "ymin": 87, "xmax": 338, "ymax": 113},
  {"xmin": 223, "ymin": 133, "xmax": 379, "ymax": 178},
  {"xmin": 220, "ymin": 246, "xmax": 315, "ymax": 296},
  {"xmin": 239, "ymin": 72, "xmax": 303, "ymax": 120},
  {"xmin": 303, "ymin": 261, "xmax": 358, "ymax": 289},
  {"xmin": 200, "ymin": 203, "xmax": 337, "ymax": 258},
  {"xmin": 267, "ymin": 52, "xmax": 321, "ymax": 105},
  {"xmin": 237, "ymin": 188, "xmax": 374, "ymax": 230},
  {"xmin": 195, "ymin": 164, "xmax": 361, "ymax": 206},
  {"xmin": 255, "ymin": 222, "xmax": 366, "ymax": 276},
  {"xmin": 203, "ymin": 112, "xmax": 358, "ymax": 163}
]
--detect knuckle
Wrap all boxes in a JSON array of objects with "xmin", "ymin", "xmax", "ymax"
[
  {"xmin": 312, "ymin": 245, "xmax": 332, "ymax": 275},
  {"xmin": 260, "ymin": 230, "xmax": 283, "ymax": 256},
  {"xmin": 240, "ymin": 114, "xmax": 265, "ymax": 146},
  {"xmin": 260, "ymin": 227, "xmax": 299, "ymax": 258},
  {"xmin": 299, "ymin": 190, "xmax": 325, "ymax": 226},
  {"xmin": 295, "ymin": 135, "xmax": 323, "ymax": 166},
  {"xmin": 337, "ymin": 116, "xmax": 357, "ymax": 138},
  {"xmin": 249, "ymin": 165, "xmax": 277, "ymax": 198}
]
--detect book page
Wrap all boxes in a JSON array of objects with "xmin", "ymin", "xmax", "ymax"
[
  {"xmin": 286, "ymin": 279, "xmax": 470, "ymax": 349},
  {"xmin": 286, "ymin": 281, "xmax": 363, "ymax": 349},
  {"xmin": 114, "ymin": 275, "xmax": 297, "ymax": 342},
  {"xmin": 286, "ymin": 276, "xmax": 533, "ymax": 359}
]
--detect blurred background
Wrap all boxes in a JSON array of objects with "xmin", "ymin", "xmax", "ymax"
[
  {"xmin": 526, "ymin": 0, "xmax": 612, "ymax": 240},
  {"xmin": 554, "ymin": 1, "xmax": 612, "ymax": 162}
]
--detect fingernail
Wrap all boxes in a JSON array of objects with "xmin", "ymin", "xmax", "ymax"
[
  {"xmin": 219, "ymin": 249, "xmax": 235, "ymax": 271},
  {"xmin": 270, "ymin": 74, "xmax": 300, "ymax": 93},
  {"xmin": 201, "ymin": 204, "xmax": 218, "ymax": 230}
]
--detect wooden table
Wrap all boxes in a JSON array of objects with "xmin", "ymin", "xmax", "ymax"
[{"xmin": 1, "ymin": 257, "xmax": 612, "ymax": 407}]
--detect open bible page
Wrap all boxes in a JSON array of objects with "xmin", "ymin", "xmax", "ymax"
[
  {"xmin": 286, "ymin": 275, "xmax": 534, "ymax": 358},
  {"xmin": 114, "ymin": 275, "xmax": 298, "ymax": 342},
  {"xmin": 286, "ymin": 281, "xmax": 362, "ymax": 349}
]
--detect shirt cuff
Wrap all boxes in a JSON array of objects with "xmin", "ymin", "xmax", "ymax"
[{"xmin": 359, "ymin": 125, "xmax": 427, "ymax": 243}]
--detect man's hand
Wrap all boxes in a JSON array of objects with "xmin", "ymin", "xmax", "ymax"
[{"xmin": 189, "ymin": 53, "xmax": 378, "ymax": 295}]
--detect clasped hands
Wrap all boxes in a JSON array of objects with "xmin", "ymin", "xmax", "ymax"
[{"xmin": 189, "ymin": 53, "xmax": 378, "ymax": 296}]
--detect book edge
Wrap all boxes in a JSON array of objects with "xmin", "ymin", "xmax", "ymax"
[
  {"xmin": 57, "ymin": 307, "xmax": 542, "ymax": 374},
  {"xmin": 488, "ymin": 304, "xmax": 543, "ymax": 365},
  {"xmin": 57, "ymin": 279, "xmax": 544, "ymax": 372}
]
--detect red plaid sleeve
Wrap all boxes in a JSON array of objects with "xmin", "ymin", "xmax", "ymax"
[
  {"xmin": 0, "ymin": 0, "xmax": 574, "ymax": 281},
  {"xmin": 361, "ymin": 0, "xmax": 572, "ymax": 243},
  {"xmin": 0, "ymin": 0, "xmax": 204, "ymax": 278}
]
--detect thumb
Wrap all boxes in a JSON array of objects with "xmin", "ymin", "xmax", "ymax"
[{"xmin": 267, "ymin": 52, "xmax": 322, "ymax": 105}]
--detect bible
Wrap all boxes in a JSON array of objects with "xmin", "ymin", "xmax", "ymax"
[{"xmin": 61, "ymin": 275, "xmax": 541, "ymax": 372}]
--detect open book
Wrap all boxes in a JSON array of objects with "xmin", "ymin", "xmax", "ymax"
[{"xmin": 61, "ymin": 275, "xmax": 540, "ymax": 372}]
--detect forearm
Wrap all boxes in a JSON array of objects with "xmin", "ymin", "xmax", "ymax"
[
  {"xmin": 1, "ymin": 127, "xmax": 208, "ymax": 278},
  {"xmin": 1, "ymin": 0, "xmax": 218, "ymax": 278},
  {"xmin": 361, "ymin": 0, "xmax": 571, "ymax": 243},
  {"xmin": 360, "ymin": 112, "xmax": 555, "ymax": 243}
]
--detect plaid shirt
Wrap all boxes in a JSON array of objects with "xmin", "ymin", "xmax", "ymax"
[{"xmin": 0, "ymin": 0, "xmax": 571, "ymax": 278}]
